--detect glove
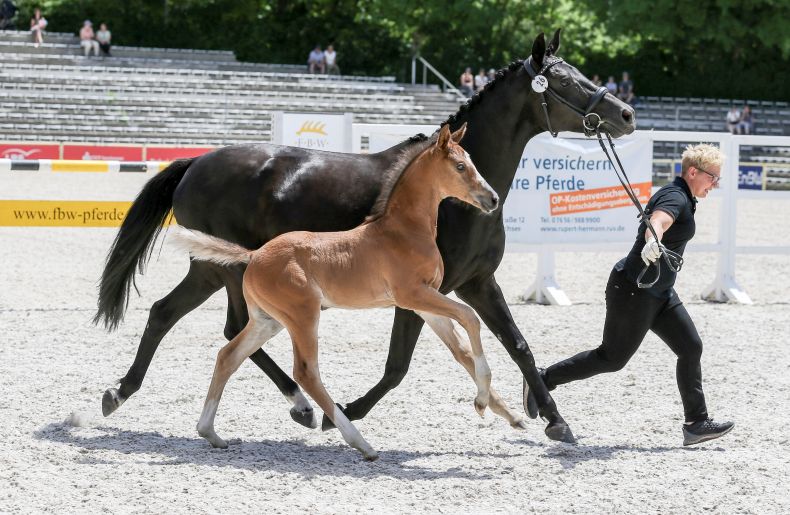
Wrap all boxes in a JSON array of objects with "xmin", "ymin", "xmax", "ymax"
[{"xmin": 641, "ymin": 237, "xmax": 661, "ymax": 265}]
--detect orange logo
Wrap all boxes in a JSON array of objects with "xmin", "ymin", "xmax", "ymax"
[{"xmin": 296, "ymin": 121, "xmax": 328, "ymax": 136}]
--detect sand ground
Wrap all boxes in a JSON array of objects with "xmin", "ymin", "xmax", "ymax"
[{"xmin": 1, "ymin": 177, "xmax": 789, "ymax": 513}]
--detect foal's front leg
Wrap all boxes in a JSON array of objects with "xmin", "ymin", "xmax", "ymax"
[
  {"xmin": 396, "ymin": 286, "xmax": 492, "ymax": 415},
  {"xmin": 420, "ymin": 313, "xmax": 527, "ymax": 429}
]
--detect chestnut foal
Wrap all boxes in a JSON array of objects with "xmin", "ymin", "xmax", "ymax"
[{"xmin": 176, "ymin": 124, "xmax": 501, "ymax": 460}]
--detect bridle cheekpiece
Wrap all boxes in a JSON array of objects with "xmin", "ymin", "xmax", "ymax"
[{"xmin": 523, "ymin": 56, "xmax": 608, "ymax": 137}]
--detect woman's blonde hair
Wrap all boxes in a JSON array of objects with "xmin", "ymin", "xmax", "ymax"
[{"xmin": 681, "ymin": 143, "xmax": 725, "ymax": 175}]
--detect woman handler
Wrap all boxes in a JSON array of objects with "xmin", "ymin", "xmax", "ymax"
[{"xmin": 525, "ymin": 144, "xmax": 734, "ymax": 446}]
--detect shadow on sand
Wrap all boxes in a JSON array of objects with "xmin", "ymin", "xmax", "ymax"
[
  {"xmin": 33, "ymin": 422, "xmax": 518, "ymax": 481},
  {"xmin": 506, "ymin": 435, "xmax": 726, "ymax": 470}
]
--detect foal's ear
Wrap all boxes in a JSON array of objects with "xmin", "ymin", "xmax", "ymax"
[
  {"xmin": 547, "ymin": 28, "xmax": 561, "ymax": 56},
  {"xmin": 437, "ymin": 124, "xmax": 451, "ymax": 151},
  {"xmin": 531, "ymin": 32, "xmax": 546, "ymax": 68},
  {"xmin": 451, "ymin": 122, "xmax": 467, "ymax": 143}
]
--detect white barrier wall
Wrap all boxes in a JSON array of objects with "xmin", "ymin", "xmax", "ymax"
[{"xmin": 4, "ymin": 121, "xmax": 788, "ymax": 303}]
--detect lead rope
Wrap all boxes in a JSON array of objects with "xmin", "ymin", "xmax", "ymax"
[{"xmin": 588, "ymin": 120, "xmax": 683, "ymax": 288}]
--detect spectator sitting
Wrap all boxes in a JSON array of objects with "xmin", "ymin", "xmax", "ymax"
[
  {"xmin": 30, "ymin": 7, "xmax": 47, "ymax": 47},
  {"xmin": 737, "ymin": 105, "xmax": 753, "ymax": 135},
  {"xmin": 96, "ymin": 22, "xmax": 111, "ymax": 57},
  {"xmin": 459, "ymin": 67, "xmax": 474, "ymax": 98},
  {"xmin": 605, "ymin": 75, "xmax": 617, "ymax": 94},
  {"xmin": 726, "ymin": 106, "xmax": 741, "ymax": 134},
  {"xmin": 591, "ymin": 74, "xmax": 602, "ymax": 87},
  {"xmin": 79, "ymin": 20, "xmax": 99, "ymax": 57},
  {"xmin": 0, "ymin": 0, "xmax": 18, "ymax": 30},
  {"xmin": 324, "ymin": 44, "xmax": 340, "ymax": 75},
  {"xmin": 307, "ymin": 44, "xmax": 325, "ymax": 74},
  {"xmin": 487, "ymin": 68, "xmax": 496, "ymax": 83},
  {"xmin": 618, "ymin": 71, "xmax": 635, "ymax": 104},
  {"xmin": 474, "ymin": 68, "xmax": 488, "ymax": 92}
]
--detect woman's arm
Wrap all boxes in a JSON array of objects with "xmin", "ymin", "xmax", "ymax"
[
  {"xmin": 641, "ymin": 209, "xmax": 675, "ymax": 264},
  {"xmin": 645, "ymin": 209, "xmax": 674, "ymax": 242}
]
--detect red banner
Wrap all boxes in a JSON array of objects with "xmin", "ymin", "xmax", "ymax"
[
  {"xmin": 62, "ymin": 145, "xmax": 144, "ymax": 161},
  {"xmin": 0, "ymin": 143, "xmax": 60, "ymax": 160},
  {"xmin": 146, "ymin": 146, "xmax": 214, "ymax": 161}
]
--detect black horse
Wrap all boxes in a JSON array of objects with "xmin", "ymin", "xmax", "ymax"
[{"xmin": 95, "ymin": 31, "xmax": 635, "ymax": 442}]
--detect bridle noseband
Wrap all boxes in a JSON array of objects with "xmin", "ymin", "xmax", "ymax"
[
  {"xmin": 523, "ymin": 55, "xmax": 682, "ymax": 288},
  {"xmin": 523, "ymin": 56, "xmax": 608, "ymax": 137}
]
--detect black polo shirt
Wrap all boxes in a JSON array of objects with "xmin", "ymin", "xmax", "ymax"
[{"xmin": 616, "ymin": 176, "xmax": 697, "ymax": 297}]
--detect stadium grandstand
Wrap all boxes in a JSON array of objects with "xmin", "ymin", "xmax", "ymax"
[{"xmin": 1, "ymin": 29, "xmax": 788, "ymax": 188}]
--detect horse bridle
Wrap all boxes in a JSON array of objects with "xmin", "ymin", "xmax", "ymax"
[
  {"xmin": 524, "ymin": 55, "xmax": 682, "ymax": 288},
  {"xmin": 524, "ymin": 56, "xmax": 608, "ymax": 138}
]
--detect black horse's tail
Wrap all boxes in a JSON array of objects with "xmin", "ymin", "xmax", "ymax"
[{"xmin": 94, "ymin": 158, "xmax": 194, "ymax": 331}]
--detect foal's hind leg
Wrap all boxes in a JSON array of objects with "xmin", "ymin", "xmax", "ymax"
[
  {"xmin": 196, "ymin": 309, "xmax": 283, "ymax": 448},
  {"xmin": 420, "ymin": 313, "xmax": 527, "ymax": 429},
  {"xmin": 223, "ymin": 266, "xmax": 316, "ymax": 428},
  {"xmin": 396, "ymin": 287, "xmax": 491, "ymax": 415}
]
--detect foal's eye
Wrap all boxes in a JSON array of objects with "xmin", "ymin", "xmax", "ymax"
[{"xmin": 456, "ymin": 163, "xmax": 466, "ymax": 172}]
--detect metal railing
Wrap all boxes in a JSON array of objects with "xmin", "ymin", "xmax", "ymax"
[{"xmin": 411, "ymin": 55, "xmax": 466, "ymax": 100}]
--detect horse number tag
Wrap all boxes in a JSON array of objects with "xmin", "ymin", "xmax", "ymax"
[{"xmin": 532, "ymin": 75, "xmax": 548, "ymax": 93}]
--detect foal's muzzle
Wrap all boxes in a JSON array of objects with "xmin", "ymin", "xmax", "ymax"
[{"xmin": 475, "ymin": 191, "xmax": 499, "ymax": 213}]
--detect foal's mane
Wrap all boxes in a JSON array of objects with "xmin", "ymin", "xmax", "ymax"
[
  {"xmin": 442, "ymin": 59, "xmax": 526, "ymax": 128},
  {"xmin": 363, "ymin": 133, "xmax": 437, "ymax": 223}
]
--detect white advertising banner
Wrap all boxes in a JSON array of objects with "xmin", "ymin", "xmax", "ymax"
[
  {"xmin": 504, "ymin": 134, "xmax": 653, "ymax": 244},
  {"xmin": 273, "ymin": 112, "xmax": 352, "ymax": 152}
]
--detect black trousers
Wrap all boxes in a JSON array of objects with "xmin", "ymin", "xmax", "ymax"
[{"xmin": 545, "ymin": 267, "xmax": 708, "ymax": 422}]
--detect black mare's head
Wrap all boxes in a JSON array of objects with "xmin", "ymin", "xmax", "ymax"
[
  {"xmin": 443, "ymin": 29, "xmax": 635, "ymax": 142},
  {"xmin": 527, "ymin": 29, "xmax": 635, "ymax": 137}
]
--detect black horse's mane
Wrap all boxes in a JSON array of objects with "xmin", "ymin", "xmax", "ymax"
[
  {"xmin": 363, "ymin": 59, "xmax": 526, "ymax": 223},
  {"xmin": 442, "ymin": 59, "xmax": 526, "ymax": 127},
  {"xmin": 364, "ymin": 133, "xmax": 436, "ymax": 223}
]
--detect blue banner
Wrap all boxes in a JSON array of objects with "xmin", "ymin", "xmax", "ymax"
[{"xmin": 738, "ymin": 165, "xmax": 763, "ymax": 190}]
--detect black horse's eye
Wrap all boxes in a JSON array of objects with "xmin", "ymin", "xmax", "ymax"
[
  {"xmin": 456, "ymin": 162, "xmax": 466, "ymax": 172},
  {"xmin": 560, "ymin": 77, "xmax": 571, "ymax": 87}
]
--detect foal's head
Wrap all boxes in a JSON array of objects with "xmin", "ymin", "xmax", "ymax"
[{"xmin": 430, "ymin": 123, "xmax": 499, "ymax": 213}]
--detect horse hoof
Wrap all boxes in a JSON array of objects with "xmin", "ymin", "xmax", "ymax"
[
  {"xmin": 510, "ymin": 418, "xmax": 529, "ymax": 430},
  {"xmin": 545, "ymin": 421, "xmax": 576, "ymax": 443},
  {"xmin": 321, "ymin": 414, "xmax": 335, "ymax": 431},
  {"xmin": 522, "ymin": 377, "xmax": 539, "ymax": 420},
  {"xmin": 101, "ymin": 388, "xmax": 125, "ymax": 417},
  {"xmin": 363, "ymin": 451, "xmax": 379, "ymax": 462},
  {"xmin": 474, "ymin": 399, "xmax": 487, "ymax": 418},
  {"xmin": 290, "ymin": 406, "xmax": 318, "ymax": 429},
  {"xmin": 197, "ymin": 426, "xmax": 228, "ymax": 449}
]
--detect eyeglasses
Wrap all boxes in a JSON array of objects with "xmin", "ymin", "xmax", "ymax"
[{"xmin": 696, "ymin": 167, "xmax": 721, "ymax": 185}]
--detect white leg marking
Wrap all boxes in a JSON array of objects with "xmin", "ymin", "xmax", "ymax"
[
  {"xmin": 332, "ymin": 406, "xmax": 377, "ymax": 461},
  {"xmin": 196, "ymin": 399, "xmax": 227, "ymax": 449}
]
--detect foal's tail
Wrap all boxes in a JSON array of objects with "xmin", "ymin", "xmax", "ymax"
[
  {"xmin": 94, "ymin": 158, "xmax": 193, "ymax": 331},
  {"xmin": 171, "ymin": 227, "xmax": 253, "ymax": 267}
]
